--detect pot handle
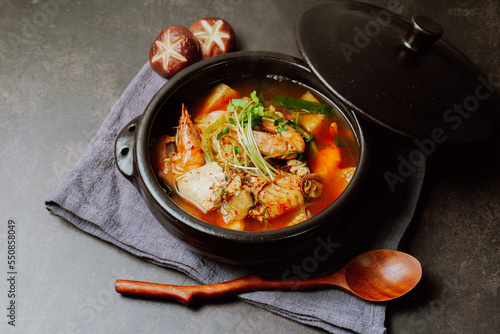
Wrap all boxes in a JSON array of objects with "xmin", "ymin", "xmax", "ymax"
[{"xmin": 115, "ymin": 115, "xmax": 142, "ymax": 181}]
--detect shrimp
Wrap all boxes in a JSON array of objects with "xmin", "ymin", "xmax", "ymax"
[
  {"xmin": 153, "ymin": 104, "xmax": 206, "ymax": 185},
  {"xmin": 252, "ymin": 119, "xmax": 305, "ymax": 159}
]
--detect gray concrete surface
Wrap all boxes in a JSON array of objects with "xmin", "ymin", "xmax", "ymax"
[{"xmin": 1, "ymin": 0, "xmax": 499, "ymax": 333}]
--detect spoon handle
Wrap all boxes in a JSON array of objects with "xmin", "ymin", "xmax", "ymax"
[{"xmin": 115, "ymin": 274, "xmax": 336, "ymax": 305}]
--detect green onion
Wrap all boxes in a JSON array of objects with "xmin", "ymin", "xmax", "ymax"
[
  {"xmin": 308, "ymin": 140, "xmax": 319, "ymax": 158},
  {"xmin": 272, "ymin": 95, "xmax": 337, "ymax": 118},
  {"xmin": 201, "ymin": 114, "xmax": 226, "ymax": 162},
  {"xmin": 225, "ymin": 92, "xmax": 278, "ymax": 180},
  {"xmin": 284, "ymin": 120, "xmax": 313, "ymax": 143},
  {"xmin": 242, "ymin": 112, "xmax": 277, "ymax": 180}
]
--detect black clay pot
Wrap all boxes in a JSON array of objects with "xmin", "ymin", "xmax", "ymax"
[
  {"xmin": 115, "ymin": 51, "xmax": 369, "ymax": 264},
  {"xmin": 115, "ymin": 0, "xmax": 500, "ymax": 264}
]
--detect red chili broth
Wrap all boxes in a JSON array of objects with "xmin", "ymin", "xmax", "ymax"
[{"xmin": 157, "ymin": 77, "xmax": 359, "ymax": 231}]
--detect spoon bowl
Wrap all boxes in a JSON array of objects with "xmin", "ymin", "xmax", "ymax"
[
  {"xmin": 344, "ymin": 249, "xmax": 422, "ymax": 301},
  {"xmin": 115, "ymin": 249, "xmax": 422, "ymax": 305}
]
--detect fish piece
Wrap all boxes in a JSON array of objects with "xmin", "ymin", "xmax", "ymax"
[
  {"xmin": 176, "ymin": 162, "xmax": 227, "ymax": 212},
  {"xmin": 242, "ymin": 174, "xmax": 268, "ymax": 198},
  {"xmin": 249, "ymin": 172, "xmax": 304, "ymax": 222},
  {"xmin": 252, "ymin": 119, "xmax": 305, "ymax": 159},
  {"xmin": 223, "ymin": 175, "xmax": 243, "ymax": 199},
  {"xmin": 221, "ymin": 186, "xmax": 254, "ymax": 224},
  {"xmin": 210, "ymin": 127, "xmax": 241, "ymax": 160}
]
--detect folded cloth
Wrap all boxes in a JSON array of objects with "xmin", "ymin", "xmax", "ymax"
[{"xmin": 46, "ymin": 62, "xmax": 426, "ymax": 334}]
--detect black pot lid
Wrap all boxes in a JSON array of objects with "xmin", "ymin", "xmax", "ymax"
[{"xmin": 296, "ymin": 0, "xmax": 500, "ymax": 144}]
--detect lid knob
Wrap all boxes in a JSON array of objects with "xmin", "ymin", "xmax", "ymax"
[{"xmin": 404, "ymin": 15, "xmax": 444, "ymax": 52}]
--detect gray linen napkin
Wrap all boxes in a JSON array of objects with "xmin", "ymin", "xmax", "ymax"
[{"xmin": 45, "ymin": 62, "xmax": 426, "ymax": 334}]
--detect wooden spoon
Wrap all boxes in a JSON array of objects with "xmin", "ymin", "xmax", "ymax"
[{"xmin": 115, "ymin": 249, "xmax": 421, "ymax": 305}]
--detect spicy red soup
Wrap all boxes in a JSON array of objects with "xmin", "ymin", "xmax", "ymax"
[{"xmin": 152, "ymin": 77, "xmax": 359, "ymax": 231}]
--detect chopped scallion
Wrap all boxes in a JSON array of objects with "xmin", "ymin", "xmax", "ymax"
[
  {"xmin": 201, "ymin": 114, "xmax": 226, "ymax": 162},
  {"xmin": 272, "ymin": 95, "xmax": 337, "ymax": 118}
]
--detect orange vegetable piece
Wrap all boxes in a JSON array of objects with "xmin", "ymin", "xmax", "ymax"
[
  {"xmin": 308, "ymin": 143, "xmax": 342, "ymax": 177},
  {"xmin": 199, "ymin": 83, "xmax": 239, "ymax": 116}
]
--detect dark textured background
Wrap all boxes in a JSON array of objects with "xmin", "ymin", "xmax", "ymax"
[{"xmin": 1, "ymin": 0, "xmax": 498, "ymax": 333}]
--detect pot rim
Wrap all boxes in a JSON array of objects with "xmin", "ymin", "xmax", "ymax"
[{"xmin": 135, "ymin": 51, "xmax": 370, "ymax": 243}]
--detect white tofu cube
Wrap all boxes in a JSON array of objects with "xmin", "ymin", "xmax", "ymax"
[{"xmin": 176, "ymin": 162, "xmax": 227, "ymax": 212}]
